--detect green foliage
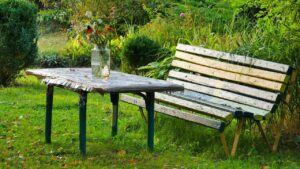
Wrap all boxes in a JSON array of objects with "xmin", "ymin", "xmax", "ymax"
[
  {"xmin": 121, "ymin": 35, "xmax": 161, "ymax": 73},
  {"xmin": 0, "ymin": 0, "xmax": 38, "ymax": 86},
  {"xmin": 245, "ymin": 0, "xmax": 299, "ymax": 65},
  {"xmin": 139, "ymin": 17, "xmax": 181, "ymax": 47},
  {"xmin": 36, "ymin": 53, "xmax": 91, "ymax": 68},
  {"xmin": 37, "ymin": 54, "xmax": 68, "ymax": 68},
  {"xmin": 110, "ymin": 36, "xmax": 126, "ymax": 69},
  {"xmin": 138, "ymin": 47, "xmax": 175, "ymax": 79},
  {"xmin": 139, "ymin": 0, "xmax": 299, "ymax": 76},
  {"xmin": 37, "ymin": 53, "xmax": 92, "ymax": 68},
  {"xmin": 235, "ymin": 0, "xmax": 300, "ymax": 121},
  {"xmin": 30, "ymin": 0, "xmax": 70, "ymax": 9},
  {"xmin": 38, "ymin": 9, "xmax": 71, "ymax": 33},
  {"xmin": 114, "ymin": 0, "xmax": 150, "ymax": 35},
  {"xmin": 62, "ymin": 34, "xmax": 92, "ymax": 60},
  {"xmin": 38, "ymin": 9, "xmax": 70, "ymax": 25},
  {"xmin": 61, "ymin": 35, "xmax": 92, "ymax": 67},
  {"xmin": 142, "ymin": 0, "xmax": 171, "ymax": 19}
]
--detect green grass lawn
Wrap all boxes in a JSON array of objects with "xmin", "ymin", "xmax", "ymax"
[{"xmin": 0, "ymin": 75, "xmax": 300, "ymax": 168}]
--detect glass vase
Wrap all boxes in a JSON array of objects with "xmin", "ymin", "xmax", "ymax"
[{"xmin": 91, "ymin": 45, "xmax": 110, "ymax": 78}]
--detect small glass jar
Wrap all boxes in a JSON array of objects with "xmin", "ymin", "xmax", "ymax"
[{"xmin": 91, "ymin": 45, "xmax": 110, "ymax": 78}]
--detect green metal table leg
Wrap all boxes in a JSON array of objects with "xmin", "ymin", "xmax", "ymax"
[
  {"xmin": 110, "ymin": 93, "xmax": 119, "ymax": 137},
  {"xmin": 45, "ymin": 85, "xmax": 54, "ymax": 144},
  {"xmin": 146, "ymin": 92, "xmax": 155, "ymax": 151},
  {"xmin": 79, "ymin": 91, "xmax": 87, "ymax": 156}
]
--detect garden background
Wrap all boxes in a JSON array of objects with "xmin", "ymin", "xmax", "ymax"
[{"xmin": 0, "ymin": 0, "xmax": 299, "ymax": 168}]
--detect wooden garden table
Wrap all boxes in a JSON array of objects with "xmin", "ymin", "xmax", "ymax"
[{"xmin": 25, "ymin": 68, "xmax": 183, "ymax": 156}]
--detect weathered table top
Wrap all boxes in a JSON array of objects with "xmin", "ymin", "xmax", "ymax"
[{"xmin": 26, "ymin": 68, "xmax": 184, "ymax": 93}]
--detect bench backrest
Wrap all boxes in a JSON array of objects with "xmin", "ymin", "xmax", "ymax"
[{"xmin": 167, "ymin": 44, "xmax": 292, "ymax": 118}]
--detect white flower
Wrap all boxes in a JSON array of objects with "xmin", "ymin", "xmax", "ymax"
[
  {"xmin": 97, "ymin": 19, "xmax": 103, "ymax": 24},
  {"xmin": 85, "ymin": 11, "xmax": 93, "ymax": 18}
]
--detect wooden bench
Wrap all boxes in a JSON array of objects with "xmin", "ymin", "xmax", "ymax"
[{"xmin": 121, "ymin": 44, "xmax": 297, "ymax": 156}]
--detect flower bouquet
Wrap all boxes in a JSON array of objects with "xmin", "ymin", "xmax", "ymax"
[{"xmin": 82, "ymin": 8, "xmax": 116, "ymax": 78}]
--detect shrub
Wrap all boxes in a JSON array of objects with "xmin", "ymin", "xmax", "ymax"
[
  {"xmin": 37, "ymin": 54, "xmax": 68, "ymax": 68},
  {"xmin": 0, "ymin": 0, "xmax": 38, "ymax": 86},
  {"xmin": 121, "ymin": 35, "xmax": 160, "ymax": 73},
  {"xmin": 36, "ymin": 53, "xmax": 91, "ymax": 68},
  {"xmin": 62, "ymin": 35, "xmax": 92, "ymax": 66}
]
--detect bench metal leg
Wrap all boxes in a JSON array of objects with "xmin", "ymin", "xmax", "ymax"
[
  {"xmin": 220, "ymin": 132, "xmax": 229, "ymax": 156},
  {"xmin": 45, "ymin": 85, "xmax": 54, "ymax": 144},
  {"xmin": 145, "ymin": 92, "xmax": 155, "ymax": 151},
  {"xmin": 79, "ymin": 91, "xmax": 87, "ymax": 156},
  {"xmin": 231, "ymin": 117, "xmax": 245, "ymax": 156},
  {"xmin": 110, "ymin": 93, "xmax": 119, "ymax": 137},
  {"xmin": 255, "ymin": 121, "xmax": 271, "ymax": 150}
]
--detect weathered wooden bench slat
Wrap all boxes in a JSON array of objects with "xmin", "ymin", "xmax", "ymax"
[
  {"xmin": 172, "ymin": 60, "xmax": 285, "ymax": 92},
  {"xmin": 169, "ymin": 70, "xmax": 280, "ymax": 102},
  {"xmin": 155, "ymin": 93, "xmax": 233, "ymax": 121},
  {"xmin": 168, "ymin": 78, "xmax": 274, "ymax": 111},
  {"xmin": 170, "ymin": 90, "xmax": 271, "ymax": 120},
  {"xmin": 176, "ymin": 44, "xmax": 291, "ymax": 74},
  {"xmin": 121, "ymin": 95, "xmax": 227, "ymax": 131},
  {"xmin": 175, "ymin": 51, "xmax": 288, "ymax": 83}
]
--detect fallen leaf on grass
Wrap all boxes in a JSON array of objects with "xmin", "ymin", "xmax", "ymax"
[
  {"xmin": 129, "ymin": 159, "xmax": 138, "ymax": 165},
  {"xmin": 261, "ymin": 164, "xmax": 269, "ymax": 169},
  {"xmin": 6, "ymin": 141, "xmax": 13, "ymax": 150},
  {"xmin": 117, "ymin": 150, "xmax": 126, "ymax": 157},
  {"xmin": 30, "ymin": 140, "xmax": 42, "ymax": 146},
  {"xmin": 62, "ymin": 161, "xmax": 81, "ymax": 168}
]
